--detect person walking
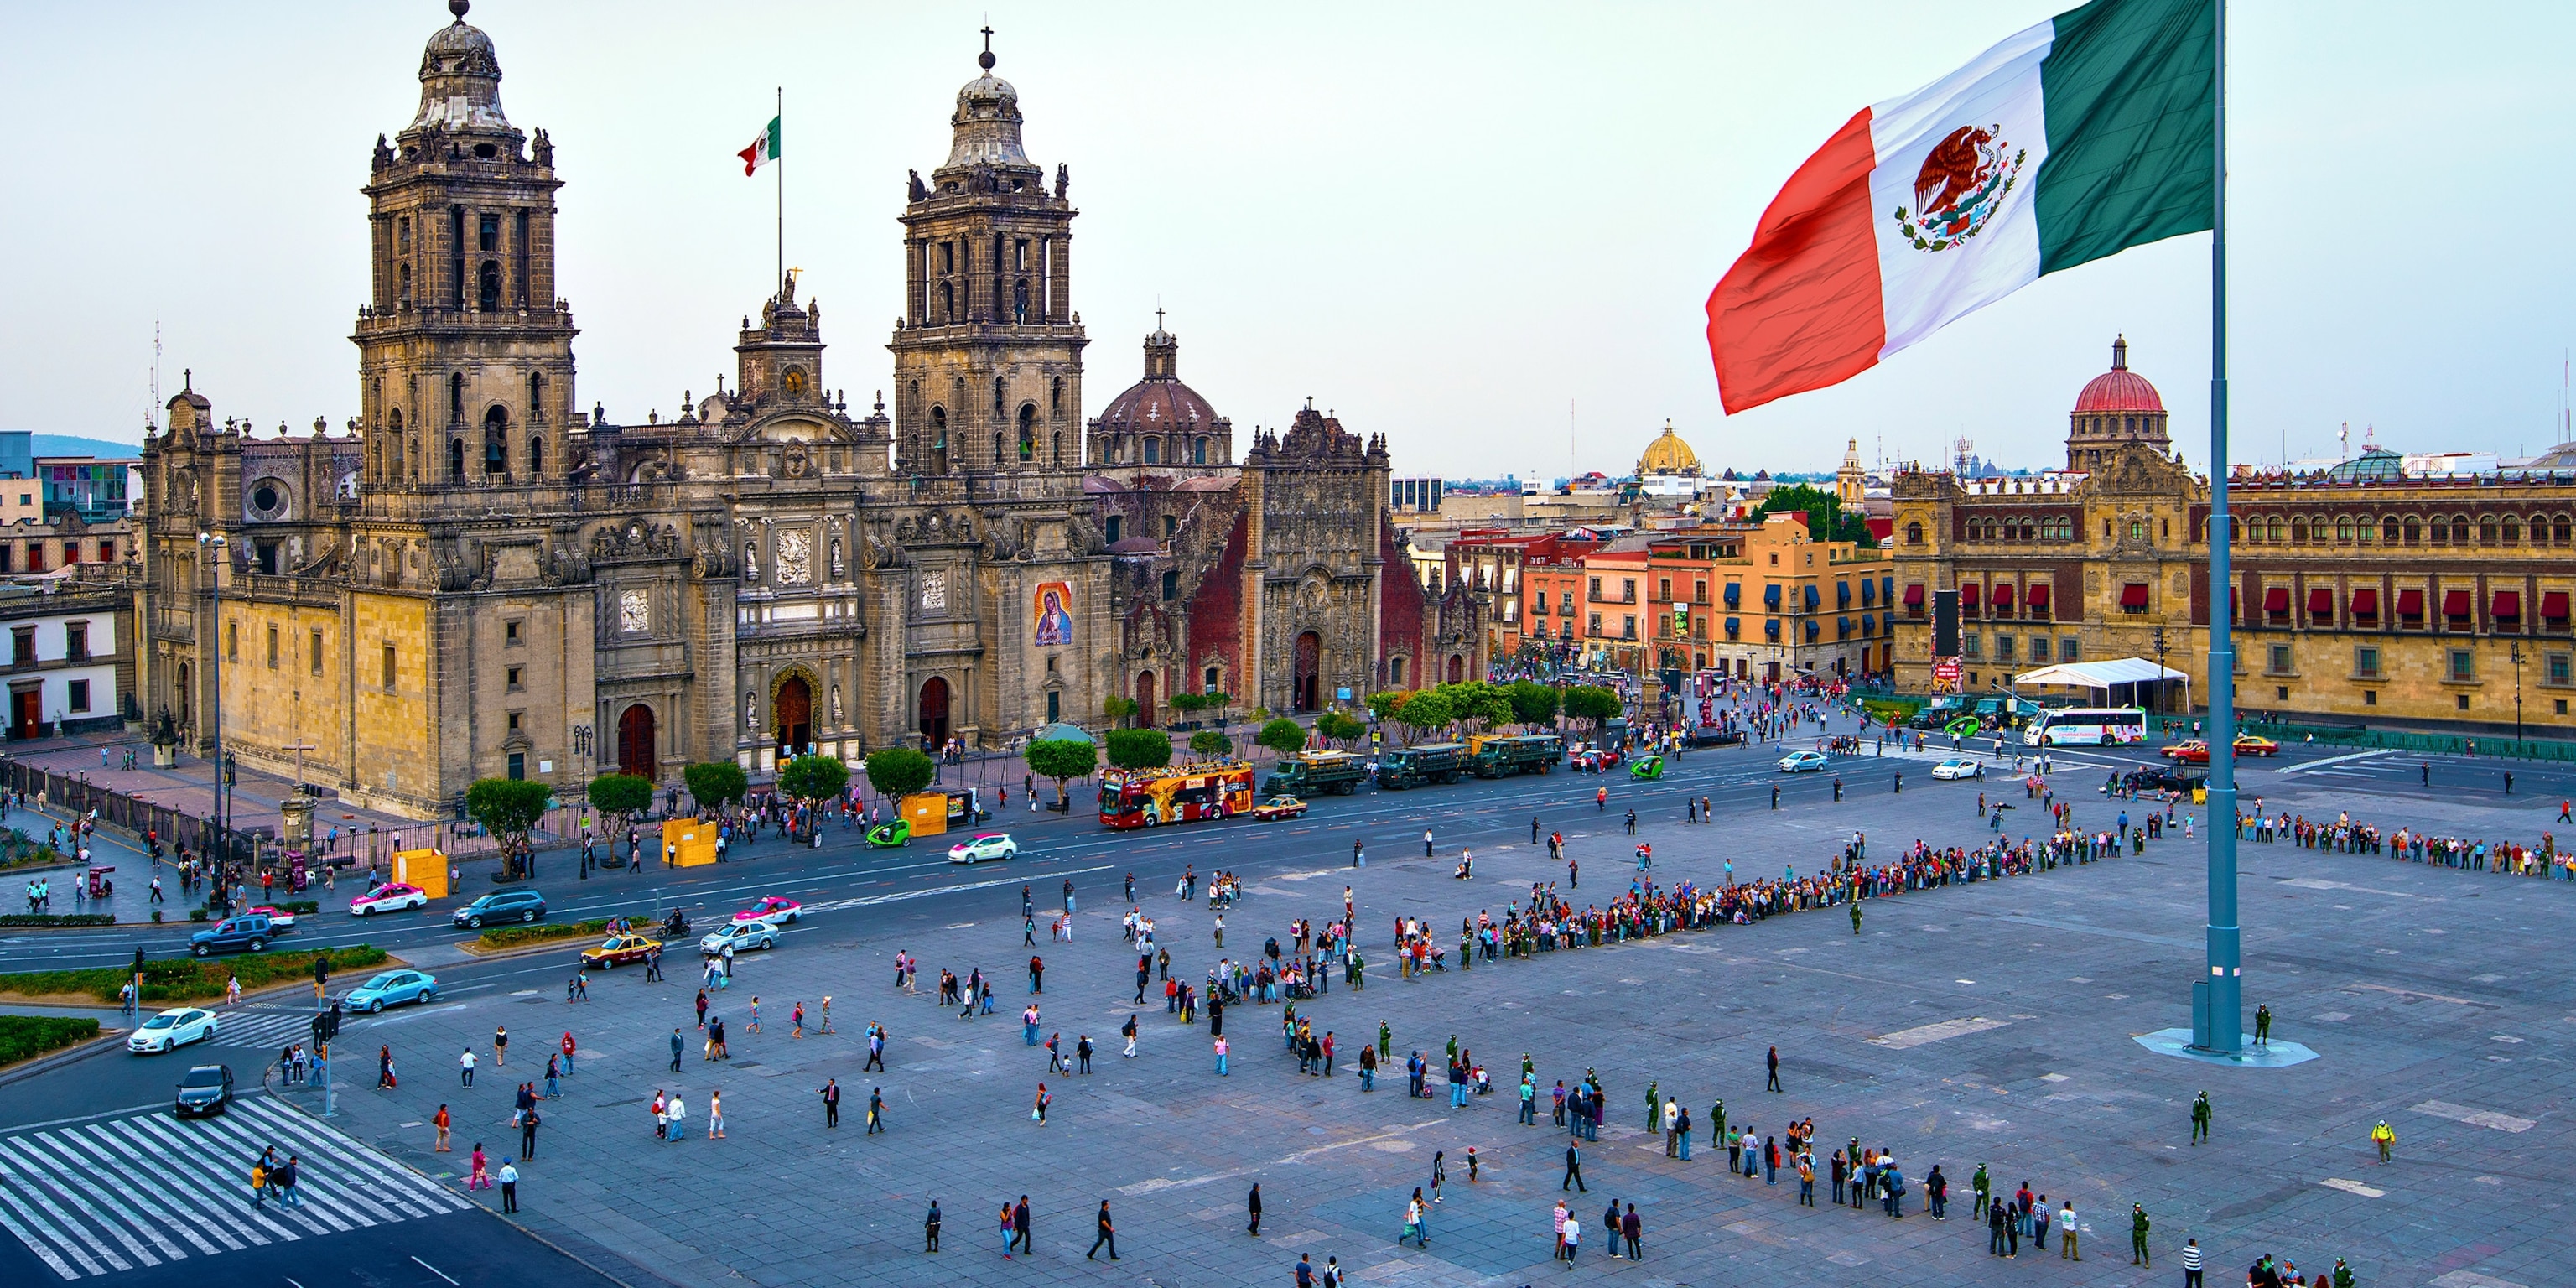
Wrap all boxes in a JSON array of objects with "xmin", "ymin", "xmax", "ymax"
[
  {"xmin": 1012, "ymin": 1196, "xmax": 1033, "ymax": 1258},
  {"xmin": 2190, "ymin": 1090, "xmax": 2211, "ymax": 1145},
  {"xmin": 2371, "ymin": 1119, "xmax": 2395, "ymax": 1162},
  {"xmin": 924, "ymin": 1199, "xmax": 942, "ymax": 1253},
  {"xmin": 1423, "ymin": 828, "xmax": 1434, "ymax": 858},
  {"xmin": 496, "ymin": 1160, "xmax": 517, "ymax": 1214},
  {"xmin": 460, "ymin": 1048, "xmax": 476, "ymax": 1087},
  {"xmin": 1621, "ymin": 1203, "xmax": 1642, "ymax": 1261},
  {"xmin": 493, "ymin": 1025, "xmax": 508, "ymax": 1067},
  {"xmin": 868, "ymin": 1087, "xmax": 886, "ymax": 1135},
  {"xmin": 1766, "ymin": 1045, "xmax": 1782, "ymax": 1092},
  {"xmin": 434, "ymin": 1104, "xmax": 451, "ymax": 1151},
  {"xmin": 1563, "ymin": 1140, "xmax": 1587, "ymax": 1192},
  {"xmin": 1033, "ymin": 1082, "xmax": 1051, "ymax": 1126},
  {"xmin": 1558, "ymin": 1211, "xmax": 1579, "ymax": 1263},
  {"xmin": 1987, "ymin": 1191, "xmax": 2009, "ymax": 1257},
  {"xmin": 1087, "ymin": 1200, "xmax": 1119, "ymax": 1260},
  {"xmin": 1400, "ymin": 1191, "xmax": 1428, "ymax": 1249},
  {"xmin": 669, "ymin": 1028, "xmax": 684, "ymax": 1072},
  {"xmin": 2131, "ymin": 1202, "xmax": 2150, "ymax": 1265},
  {"xmin": 665, "ymin": 1092, "xmax": 686, "ymax": 1141},
  {"xmin": 818, "ymin": 1078, "xmax": 840, "ymax": 1128},
  {"xmin": 1247, "ymin": 1182, "xmax": 1263, "ymax": 1236}
]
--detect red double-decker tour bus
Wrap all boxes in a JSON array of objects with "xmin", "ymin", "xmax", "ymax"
[{"xmin": 1098, "ymin": 761, "xmax": 1254, "ymax": 830}]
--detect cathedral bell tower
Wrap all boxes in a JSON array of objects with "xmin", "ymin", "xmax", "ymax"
[
  {"xmin": 889, "ymin": 30, "xmax": 1087, "ymax": 478},
  {"xmin": 353, "ymin": 0, "xmax": 579, "ymax": 494}
]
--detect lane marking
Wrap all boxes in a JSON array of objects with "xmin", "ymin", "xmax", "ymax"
[
  {"xmin": 2411, "ymin": 1099, "xmax": 2536, "ymax": 1133},
  {"xmin": 413, "ymin": 1257, "xmax": 461, "ymax": 1285},
  {"xmin": 2318, "ymin": 1177, "xmax": 2385, "ymax": 1198},
  {"xmin": 1869, "ymin": 1017, "xmax": 2008, "ymax": 1049}
]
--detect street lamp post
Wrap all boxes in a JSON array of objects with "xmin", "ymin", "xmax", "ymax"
[
  {"xmin": 196, "ymin": 532, "xmax": 227, "ymax": 908},
  {"xmin": 2510, "ymin": 643, "xmax": 2525, "ymax": 746},
  {"xmin": 2151, "ymin": 625, "xmax": 2170, "ymax": 728},
  {"xmin": 573, "ymin": 724, "xmax": 593, "ymax": 880}
]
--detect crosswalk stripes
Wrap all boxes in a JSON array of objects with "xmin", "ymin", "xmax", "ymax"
[
  {"xmin": 206, "ymin": 1007, "xmax": 324, "ymax": 1049},
  {"xmin": 0, "ymin": 1096, "xmax": 474, "ymax": 1280}
]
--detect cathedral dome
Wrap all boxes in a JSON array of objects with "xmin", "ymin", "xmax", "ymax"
[
  {"xmin": 1098, "ymin": 321, "xmax": 1221, "ymax": 433},
  {"xmin": 943, "ymin": 36, "xmax": 1031, "ymax": 171},
  {"xmin": 411, "ymin": 0, "xmax": 512, "ymax": 134},
  {"xmin": 2073, "ymin": 335, "xmax": 2163, "ymax": 413},
  {"xmin": 1636, "ymin": 420, "xmax": 1701, "ymax": 476}
]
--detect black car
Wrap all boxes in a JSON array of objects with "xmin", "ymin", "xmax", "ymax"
[
  {"xmin": 2111, "ymin": 767, "xmax": 2204, "ymax": 795},
  {"xmin": 452, "ymin": 888, "xmax": 548, "ymax": 929},
  {"xmin": 175, "ymin": 1063, "xmax": 235, "ymax": 1117}
]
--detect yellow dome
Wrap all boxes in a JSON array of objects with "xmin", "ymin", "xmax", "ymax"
[{"xmin": 1637, "ymin": 419, "xmax": 1700, "ymax": 476}]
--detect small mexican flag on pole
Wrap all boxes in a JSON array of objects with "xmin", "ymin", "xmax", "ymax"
[{"xmin": 738, "ymin": 115, "xmax": 782, "ymax": 175}]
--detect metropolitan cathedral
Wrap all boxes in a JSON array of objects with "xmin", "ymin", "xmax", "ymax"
[{"xmin": 137, "ymin": 2, "xmax": 1481, "ymax": 818}]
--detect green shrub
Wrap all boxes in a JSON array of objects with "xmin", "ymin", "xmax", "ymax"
[
  {"xmin": 477, "ymin": 917, "xmax": 611, "ymax": 950},
  {"xmin": 0, "ymin": 945, "xmax": 390, "ymax": 1005},
  {"xmin": 0, "ymin": 1015, "xmax": 101, "ymax": 1065},
  {"xmin": 189, "ymin": 908, "xmax": 210, "ymax": 922},
  {"xmin": 278, "ymin": 901, "xmax": 320, "ymax": 916}
]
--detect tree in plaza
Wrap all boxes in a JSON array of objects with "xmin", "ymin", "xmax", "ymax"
[
  {"xmin": 1561, "ymin": 685, "xmax": 1623, "ymax": 739},
  {"xmin": 586, "ymin": 773, "xmax": 653, "ymax": 842},
  {"xmin": 1188, "ymin": 729, "xmax": 1233, "ymax": 759},
  {"xmin": 1202, "ymin": 691, "xmax": 1234, "ymax": 726},
  {"xmin": 1748, "ymin": 482, "xmax": 1873, "ymax": 547},
  {"xmin": 1106, "ymin": 728, "xmax": 1173, "ymax": 771},
  {"xmin": 1391, "ymin": 688, "xmax": 1454, "ymax": 745},
  {"xmin": 683, "ymin": 761, "xmax": 750, "ymax": 816},
  {"xmin": 862, "ymin": 748, "xmax": 936, "ymax": 804},
  {"xmin": 1364, "ymin": 690, "xmax": 1409, "ymax": 724},
  {"xmin": 1436, "ymin": 680, "xmax": 1513, "ymax": 735},
  {"xmin": 1171, "ymin": 692, "xmax": 1207, "ymax": 722},
  {"xmin": 465, "ymin": 777, "xmax": 554, "ymax": 880},
  {"xmin": 1023, "ymin": 737, "xmax": 1098, "ymax": 808},
  {"xmin": 1256, "ymin": 717, "xmax": 1309, "ymax": 761},
  {"xmin": 1315, "ymin": 711, "xmax": 1366, "ymax": 746},
  {"xmin": 1103, "ymin": 695, "xmax": 1140, "ymax": 729},
  {"xmin": 777, "ymin": 754, "xmax": 850, "ymax": 805},
  {"xmin": 1505, "ymin": 679, "xmax": 1561, "ymax": 729}
]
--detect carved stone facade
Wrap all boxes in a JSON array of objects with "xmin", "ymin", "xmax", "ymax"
[{"xmin": 133, "ymin": 8, "xmax": 1473, "ymax": 818}]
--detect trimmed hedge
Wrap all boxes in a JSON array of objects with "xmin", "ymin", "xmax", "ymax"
[
  {"xmin": 0, "ymin": 913, "xmax": 116, "ymax": 928},
  {"xmin": 0, "ymin": 1015, "xmax": 101, "ymax": 1065},
  {"xmin": 0, "ymin": 945, "xmax": 391, "ymax": 1005},
  {"xmin": 477, "ymin": 918, "xmax": 611, "ymax": 950}
]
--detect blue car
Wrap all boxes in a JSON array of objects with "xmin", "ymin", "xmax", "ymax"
[{"xmin": 342, "ymin": 969, "xmax": 439, "ymax": 1013}]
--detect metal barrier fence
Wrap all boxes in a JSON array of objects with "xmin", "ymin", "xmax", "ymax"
[
  {"xmin": 0, "ymin": 761, "xmax": 249, "ymax": 861},
  {"xmin": 2153, "ymin": 716, "xmax": 2576, "ymax": 763}
]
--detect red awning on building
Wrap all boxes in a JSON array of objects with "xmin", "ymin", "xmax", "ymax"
[
  {"xmin": 2545, "ymin": 590, "xmax": 2572, "ymax": 623},
  {"xmin": 2397, "ymin": 589, "xmax": 2424, "ymax": 618},
  {"xmin": 1903, "ymin": 584, "xmax": 1925, "ymax": 606},
  {"xmin": 2308, "ymin": 588, "xmax": 2334, "ymax": 616},
  {"xmin": 2351, "ymin": 588, "xmax": 2380, "ymax": 619},
  {"xmin": 1960, "ymin": 583, "xmax": 1981, "ymax": 607},
  {"xmin": 2119, "ymin": 583, "xmax": 2149, "ymax": 609},
  {"xmin": 2493, "ymin": 589, "xmax": 2521, "ymax": 621},
  {"xmin": 2026, "ymin": 584, "xmax": 2050, "ymax": 609},
  {"xmin": 2443, "ymin": 589, "xmax": 2473, "ymax": 619},
  {"xmin": 1993, "ymin": 584, "xmax": 2016, "ymax": 608},
  {"xmin": 2262, "ymin": 587, "xmax": 2290, "ymax": 614}
]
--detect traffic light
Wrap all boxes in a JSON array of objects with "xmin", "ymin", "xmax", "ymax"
[{"xmin": 314, "ymin": 956, "xmax": 330, "ymax": 988}]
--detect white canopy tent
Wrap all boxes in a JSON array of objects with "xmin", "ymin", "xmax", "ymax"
[{"xmin": 2009, "ymin": 657, "xmax": 2189, "ymax": 714}]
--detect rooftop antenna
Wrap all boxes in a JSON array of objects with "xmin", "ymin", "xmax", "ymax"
[
  {"xmin": 1569, "ymin": 399, "xmax": 1576, "ymax": 484},
  {"xmin": 149, "ymin": 318, "xmax": 162, "ymax": 432}
]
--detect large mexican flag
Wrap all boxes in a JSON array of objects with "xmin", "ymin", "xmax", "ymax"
[{"xmin": 1706, "ymin": 0, "xmax": 2215, "ymax": 414}]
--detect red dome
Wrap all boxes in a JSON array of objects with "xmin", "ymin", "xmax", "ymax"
[
  {"xmin": 1097, "ymin": 377, "xmax": 1220, "ymax": 432},
  {"xmin": 2072, "ymin": 335, "xmax": 2162, "ymax": 413}
]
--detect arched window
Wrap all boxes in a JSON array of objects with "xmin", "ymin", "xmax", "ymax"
[
  {"xmin": 1904, "ymin": 522, "xmax": 1924, "ymax": 544},
  {"xmin": 527, "ymin": 372, "xmax": 546, "ymax": 423},
  {"xmin": 482, "ymin": 406, "xmax": 509, "ymax": 477},
  {"xmin": 2402, "ymin": 517, "xmax": 2420, "ymax": 544},
  {"xmin": 1052, "ymin": 431, "xmax": 1062, "ymax": 465},
  {"xmin": 2335, "ymin": 517, "xmax": 2352, "ymax": 543},
  {"xmin": 1019, "ymin": 404, "xmax": 1037, "ymax": 462},
  {"xmin": 1051, "ymin": 377, "xmax": 1063, "ymax": 413},
  {"xmin": 2480, "ymin": 514, "xmax": 2500, "ymax": 543},
  {"xmin": 387, "ymin": 407, "xmax": 406, "ymax": 476},
  {"xmin": 2266, "ymin": 517, "xmax": 2284, "ymax": 542},
  {"xmin": 928, "ymin": 406, "xmax": 948, "ymax": 472},
  {"xmin": 2381, "ymin": 517, "xmax": 2399, "ymax": 544},
  {"xmin": 2557, "ymin": 513, "xmax": 2573, "ymax": 543},
  {"xmin": 1192, "ymin": 437, "xmax": 1207, "ymax": 465},
  {"xmin": 477, "ymin": 260, "xmax": 501, "ymax": 312},
  {"xmin": 1013, "ymin": 278, "xmax": 1030, "ymax": 323},
  {"xmin": 939, "ymin": 281, "xmax": 955, "ymax": 322},
  {"xmin": 992, "ymin": 432, "xmax": 1002, "ymax": 463},
  {"xmin": 397, "ymin": 262, "xmax": 413, "ymax": 306},
  {"xmin": 2290, "ymin": 517, "xmax": 2309, "ymax": 543},
  {"xmin": 449, "ymin": 437, "xmax": 466, "ymax": 482},
  {"xmin": 2501, "ymin": 515, "xmax": 2521, "ymax": 543},
  {"xmin": 527, "ymin": 434, "xmax": 544, "ymax": 475},
  {"xmin": 449, "ymin": 372, "xmax": 465, "ymax": 423},
  {"xmin": 1143, "ymin": 439, "xmax": 1161, "ymax": 465}
]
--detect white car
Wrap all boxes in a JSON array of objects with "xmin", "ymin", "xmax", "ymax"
[
  {"xmin": 947, "ymin": 833, "xmax": 1020, "ymax": 865},
  {"xmin": 699, "ymin": 921, "xmax": 779, "ymax": 956},
  {"xmin": 1930, "ymin": 756, "xmax": 1986, "ymax": 781},
  {"xmin": 128, "ymin": 1007, "xmax": 219, "ymax": 1054},
  {"xmin": 348, "ymin": 882, "xmax": 429, "ymax": 917},
  {"xmin": 1776, "ymin": 750, "xmax": 1830, "ymax": 773}
]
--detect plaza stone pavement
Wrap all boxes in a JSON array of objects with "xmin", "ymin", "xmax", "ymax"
[{"xmin": 268, "ymin": 770, "xmax": 2573, "ymax": 1288}]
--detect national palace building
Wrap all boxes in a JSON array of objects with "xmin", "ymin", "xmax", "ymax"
[
  {"xmin": 1891, "ymin": 338, "xmax": 2576, "ymax": 731},
  {"xmin": 133, "ymin": 3, "xmax": 1480, "ymax": 818}
]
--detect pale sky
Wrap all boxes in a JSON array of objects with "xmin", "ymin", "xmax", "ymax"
[{"xmin": 4, "ymin": 1, "xmax": 2571, "ymax": 478}]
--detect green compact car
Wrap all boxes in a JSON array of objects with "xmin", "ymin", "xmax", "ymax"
[
  {"xmin": 1627, "ymin": 754, "xmax": 1665, "ymax": 781},
  {"xmin": 865, "ymin": 819, "xmax": 911, "ymax": 849}
]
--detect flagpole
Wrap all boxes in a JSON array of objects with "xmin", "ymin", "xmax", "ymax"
[
  {"xmin": 776, "ymin": 86, "xmax": 784, "ymax": 293},
  {"xmin": 2194, "ymin": 0, "xmax": 2241, "ymax": 1057}
]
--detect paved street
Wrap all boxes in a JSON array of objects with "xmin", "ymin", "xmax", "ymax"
[{"xmin": 3, "ymin": 705, "xmax": 2567, "ymax": 1287}]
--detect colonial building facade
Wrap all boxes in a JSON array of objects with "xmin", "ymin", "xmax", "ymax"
[
  {"xmin": 135, "ymin": 6, "xmax": 1476, "ymax": 818},
  {"xmin": 1891, "ymin": 342, "xmax": 2576, "ymax": 731}
]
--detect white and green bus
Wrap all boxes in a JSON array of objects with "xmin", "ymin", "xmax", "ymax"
[{"xmin": 2023, "ymin": 706, "xmax": 2147, "ymax": 746}]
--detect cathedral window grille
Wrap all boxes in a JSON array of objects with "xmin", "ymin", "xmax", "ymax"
[
  {"xmin": 449, "ymin": 438, "xmax": 465, "ymax": 482},
  {"xmin": 1018, "ymin": 405, "xmax": 1036, "ymax": 461},
  {"xmin": 398, "ymin": 262, "xmax": 413, "ymax": 307},
  {"xmin": 1052, "ymin": 431, "xmax": 1062, "ymax": 465},
  {"xmin": 449, "ymin": 373, "xmax": 465, "ymax": 424},
  {"xmin": 527, "ymin": 434, "xmax": 544, "ymax": 476},
  {"xmin": 397, "ymin": 217, "xmax": 411, "ymax": 257},
  {"xmin": 479, "ymin": 213, "xmax": 500, "ymax": 252},
  {"xmin": 1014, "ymin": 278, "xmax": 1030, "ymax": 323},
  {"xmin": 527, "ymin": 373, "xmax": 545, "ymax": 423}
]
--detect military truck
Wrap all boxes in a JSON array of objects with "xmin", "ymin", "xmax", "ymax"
[
  {"xmin": 1377, "ymin": 741, "xmax": 1468, "ymax": 790},
  {"xmin": 1262, "ymin": 750, "xmax": 1369, "ymax": 797},
  {"xmin": 1466, "ymin": 733, "xmax": 1564, "ymax": 779}
]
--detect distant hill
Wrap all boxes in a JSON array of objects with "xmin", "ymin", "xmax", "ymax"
[{"xmin": 22, "ymin": 435, "xmax": 142, "ymax": 460}]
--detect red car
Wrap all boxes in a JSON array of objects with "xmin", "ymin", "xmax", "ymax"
[{"xmin": 732, "ymin": 896, "xmax": 803, "ymax": 927}]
